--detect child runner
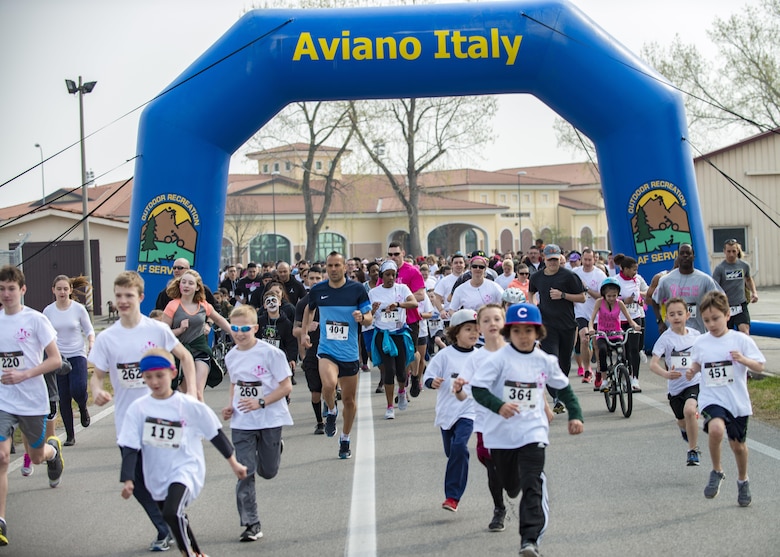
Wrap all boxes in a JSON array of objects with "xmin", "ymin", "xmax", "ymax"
[
  {"xmin": 222, "ymin": 305, "xmax": 293, "ymax": 542},
  {"xmin": 587, "ymin": 277, "xmax": 640, "ymax": 392},
  {"xmin": 687, "ymin": 291, "xmax": 765, "ymax": 507},
  {"xmin": 119, "ymin": 349, "xmax": 247, "ymax": 556},
  {"xmin": 0, "ymin": 265, "xmax": 65, "ymax": 546},
  {"xmin": 649, "ymin": 298, "xmax": 702, "ymax": 466},
  {"xmin": 470, "ymin": 303, "xmax": 584, "ymax": 557},
  {"xmin": 90, "ymin": 271, "xmax": 198, "ymax": 552},
  {"xmin": 423, "ymin": 309, "xmax": 478, "ymax": 513}
]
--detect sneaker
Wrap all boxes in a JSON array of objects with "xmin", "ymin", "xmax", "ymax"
[
  {"xmin": 385, "ymin": 407, "xmax": 395, "ymax": 420},
  {"xmin": 325, "ymin": 408, "xmax": 338, "ymax": 437},
  {"xmin": 686, "ymin": 448, "xmax": 701, "ymax": 466},
  {"xmin": 314, "ymin": 422, "xmax": 325, "ymax": 435},
  {"xmin": 338, "ymin": 439, "xmax": 352, "ymax": 459},
  {"xmin": 21, "ymin": 453, "xmax": 33, "ymax": 477},
  {"xmin": 375, "ymin": 381, "xmax": 384, "ymax": 394},
  {"xmin": 0, "ymin": 517, "xmax": 7, "ymax": 546},
  {"xmin": 240, "ymin": 523, "xmax": 263, "ymax": 542},
  {"xmin": 519, "ymin": 541, "xmax": 540, "ymax": 557},
  {"xmin": 552, "ymin": 401, "xmax": 566, "ymax": 414},
  {"xmin": 488, "ymin": 507, "xmax": 506, "ymax": 532},
  {"xmin": 442, "ymin": 498, "xmax": 459, "ymax": 512},
  {"xmin": 640, "ymin": 351, "xmax": 648, "ymax": 364},
  {"xmin": 361, "ymin": 364, "xmax": 369, "ymax": 372},
  {"xmin": 410, "ymin": 374, "xmax": 421, "ymax": 398},
  {"xmin": 631, "ymin": 377, "xmax": 641, "ymax": 392},
  {"xmin": 80, "ymin": 406, "xmax": 91, "ymax": 428},
  {"xmin": 46, "ymin": 436, "xmax": 64, "ymax": 488},
  {"xmin": 577, "ymin": 366, "xmax": 584, "ymax": 377},
  {"xmin": 704, "ymin": 470, "xmax": 725, "ymax": 499},
  {"xmin": 582, "ymin": 370, "xmax": 593, "ymax": 383},
  {"xmin": 336, "ymin": 388, "xmax": 342, "ymax": 401},
  {"xmin": 600, "ymin": 380, "xmax": 612, "ymax": 393},
  {"xmin": 680, "ymin": 428, "xmax": 689, "ymax": 443},
  {"xmin": 149, "ymin": 533, "xmax": 172, "ymax": 552},
  {"xmin": 593, "ymin": 372, "xmax": 602, "ymax": 391},
  {"xmin": 737, "ymin": 480, "xmax": 752, "ymax": 507},
  {"xmin": 397, "ymin": 390, "xmax": 408, "ymax": 411}
]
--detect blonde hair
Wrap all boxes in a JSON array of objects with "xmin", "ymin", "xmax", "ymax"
[
  {"xmin": 230, "ymin": 304, "xmax": 258, "ymax": 324},
  {"xmin": 166, "ymin": 269, "xmax": 205, "ymax": 302}
]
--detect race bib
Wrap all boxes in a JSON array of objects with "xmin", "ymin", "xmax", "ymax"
[
  {"xmin": 626, "ymin": 302, "xmax": 639, "ymax": 313},
  {"xmin": 729, "ymin": 305, "xmax": 743, "ymax": 317},
  {"xmin": 381, "ymin": 309, "xmax": 399, "ymax": 323},
  {"xmin": 262, "ymin": 338, "xmax": 281, "ymax": 348},
  {"xmin": 234, "ymin": 380, "xmax": 264, "ymax": 408},
  {"xmin": 143, "ymin": 417, "xmax": 183, "ymax": 449},
  {"xmin": 118, "ymin": 362, "xmax": 145, "ymax": 389},
  {"xmin": 704, "ymin": 361, "xmax": 734, "ymax": 387},
  {"xmin": 687, "ymin": 303, "xmax": 698, "ymax": 319},
  {"xmin": 428, "ymin": 318, "xmax": 442, "ymax": 330},
  {"xmin": 670, "ymin": 350, "xmax": 691, "ymax": 371},
  {"xmin": 503, "ymin": 380, "xmax": 541, "ymax": 412},
  {"xmin": 0, "ymin": 351, "xmax": 24, "ymax": 371},
  {"xmin": 325, "ymin": 320, "xmax": 349, "ymax": 341}
]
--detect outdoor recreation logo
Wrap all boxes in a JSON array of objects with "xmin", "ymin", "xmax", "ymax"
[
  {"xmin": 627, "ymin": 180, "xmax": 691, "ymax": 265},
  {"xmin": 137, "ymin": 194, "xmax": 200, "ymax": 274}
]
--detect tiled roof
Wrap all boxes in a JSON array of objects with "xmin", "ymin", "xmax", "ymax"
[{"xmin": 497, "ymin": 162, "xmax": 600, "ymax": 186}]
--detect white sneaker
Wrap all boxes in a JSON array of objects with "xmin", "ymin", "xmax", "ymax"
[
  {"xmin": 640, "ymin": 351, "xmax": 648, "ymax": 364},
  {"xmin": 384, "ymin": 407, "xmax": 395, "ymax": 420},
  {"xmin": 631, "ymin": 377, "xmax": 641, "ymax": 392},
  {"xmin": 397, "ymin": 391, "xmax": 408, "ymax": 411}
]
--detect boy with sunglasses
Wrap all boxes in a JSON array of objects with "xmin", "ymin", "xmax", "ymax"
[{"xmin": 222, "ymin": 305, "xmax": 293, "ymax": 543}]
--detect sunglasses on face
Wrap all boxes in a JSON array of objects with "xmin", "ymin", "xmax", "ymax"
[
  {"xmin": 519, "ymin": 272, "xmax": 529, "ymax": 275},
  {"xmin": 172, "ymin": 266, "xmax": 187, "ymax": 271},
  {"xmin": 230, "ymin": 325, "xmax": 253, "ymax": 333},
  {"xmin": 471, "ymin": 265, "xmax": 486, "ymax": 269},
  {"xmin": 388, "ymin": 252, "xmax": 401, "ymax": 256}
]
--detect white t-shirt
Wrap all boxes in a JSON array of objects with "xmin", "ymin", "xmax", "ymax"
[
  {"xmin": 369, "ymin": 283, "xmax": 413, "ymax": 332},
  {"xmin": 457, "ymin": 345, "xmax": 504, "ymax": 433},
  {"xmin": 651, "ymin": 327, "xmax": 701, "ymax": 395},
  {"xmin": 88, "ymin": 316, "xmax": 180, "ymax": 440},
  {"xmin": 43, "ymin": 301, "xmax": 94, "ymax": 358},
  {"xmin": 495, "ymin": 272, "xmax": 516, "ymax": 290},
  {"xmin": 572, "ymin": 266, "xmax": 607, "ymax": 321},
  {"xmin": 0, "ymin": 307, "xmax": 57, "ymax": 416},
  {"xmin": 616, "ymin": 273, "xmax": 647, "ymax": 319},
  {"xmin": 423, "ymin": 345, "xmax": 476, "ymax": 430},
  {"xmin": 418, "ymin": 293, "xmax": 434, "ymax": 338},
  {"xmin": 471, "ymin": 344, "xmax": 570, "ymax": 449},
  {"xmin": 117, "ymin": 391, "xmax": 221, "ymax": 501},
  {"xmin": 449, "ymin": 280, "xmax": 504, "ymax": 312},
  {"xmin": 224, "ymin": 340, "xmax": 293, "ymax": 431},
  {"xmin": 433, "ymin": 273, "xmax": 461, "ymax": 311},
  {"xmin": 691, "ymin": 330, "xmax": 764, "ymax": 417}
]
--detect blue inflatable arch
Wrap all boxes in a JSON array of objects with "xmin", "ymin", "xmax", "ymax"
[{"xmin": 128, "ymin": 0, "xmax": 705, "ymax": 319}]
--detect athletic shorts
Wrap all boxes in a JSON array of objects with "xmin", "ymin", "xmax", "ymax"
[
  {"xmin": 668, "ymin": 385, "xmax": 699, "ymax": 420},
  {"xmin": 727, "ymin": 302, "xmax": 750, "ymax": 330},
  {"xmin": 576, "ymin": 317, "xmax": 590, "ymax": 331},
  {"xmin": 408, "ymin": 321, "xmax": 420, "ymax": 342},
  {"xmin": 319, "ymin": 354, "xmax": 359, "ymax": 378},
  {"xmin": 417, "ymin": 334, "xmax": 428, "ymax": 346},
  {"xmin": 702, "ymin": 404, "xmax": 749, "ymax": 443},
  {"xmin": 303, "ymin": 359, "xmax": 322, "ymax": 393},
  {"xmin": 0, "ymin": 410, "xmax": 47, "ymax": 449}
]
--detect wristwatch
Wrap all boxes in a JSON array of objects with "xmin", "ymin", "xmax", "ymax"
[{"xmin": 258, "ymin": 398, "xmax": 266, "ymax": 409}]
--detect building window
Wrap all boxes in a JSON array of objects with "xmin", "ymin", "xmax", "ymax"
[
  {"xmin": 315, "ymin": 232, "xmax": 346, "ymax": 261},
  {"xmin": 712, "ymin": 227, "xmax": 748, "ymax": 253},
  {"xmin": 523, "ymin": 193, "xmax": 531, "ymax": 204},
  {"xmin": 249, "ymin": 234, "xmax": 290, "ymax": 263},
  {"xmin": 262, "ymin": 163, "xmax": 269, "ymax": 174},
  {"xmin": 273, "ymin": 162, "xmax": 280, "ymax": 172},
  {"xmin": 221, "ymin": 238, "xmax": 235, "ymax": 267},
  {"xmin": 480, "ymin": 194, "xmax": 488, "ymax": 204},
  {"xmin": 315, "ymin": 161, "xmax": 323, "ymax": 171},
  {"xmin": 285, "ymin": 161, "xmax": 291, "ymax": 171},
  {"xmin": 499, "ymin": 194, "xmax": 507, "ymax": 204},
  {"xmin": 541, "ymin": 193, "xmax": 549, "ymax": 204}
]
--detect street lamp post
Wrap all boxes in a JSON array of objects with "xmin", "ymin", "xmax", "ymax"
[
  {"xmin": 517, "ymin": 171, "xmax": 527, "ymax": 253},
  {"xmin": 34, "ymin": 143, "xmax": 45, "ymax": 204},
  {"xmin": 65, "ymin": 76, "xmax": 97, "ymax": 313},
  {"xmin": 271, "ymin": 170, "xmax": 280, "ymax": 262}
]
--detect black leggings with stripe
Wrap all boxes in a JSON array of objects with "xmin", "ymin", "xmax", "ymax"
[{"xmin": 158, "ymin": 482, "xmax": 201, "ymax": 556}]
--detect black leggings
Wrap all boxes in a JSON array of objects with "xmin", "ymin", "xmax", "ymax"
[
  {"xmin": 158, "ymin": 482, "xmax": 201, "ymax": 557},
  {"xmin": 623, "ymin": 318, "xmax": 644, "ymax": 378},
  {"xmin": 374, "ymin": 331, "xmax": 408, "ymax": 385}
]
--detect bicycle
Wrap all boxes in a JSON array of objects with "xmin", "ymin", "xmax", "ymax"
[
  {"xmin": 589, "ymin": 328, "xmax": 640, "ymax": 418},
  {"xmin": 211, "ymin": 326, "xmax": 234, "ymax": 373}
]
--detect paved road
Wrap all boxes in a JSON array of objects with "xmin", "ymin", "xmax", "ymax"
[{"xmin": 6, "ymin": 350, "xmax": 780, "ymax": 556}]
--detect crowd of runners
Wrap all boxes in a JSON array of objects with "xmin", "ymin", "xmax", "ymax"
[{"xmin": 0, "ymin": 236, "xmax": 765, "ymax": 557}]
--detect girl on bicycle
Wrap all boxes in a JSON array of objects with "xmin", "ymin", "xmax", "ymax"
[
  {"xmin": 613, "ymin": 254, "xmax": 648, "ymax": 392},
  {"xmin": 588, "ymin": 277, "xmax": 640, "ymax": 392}
]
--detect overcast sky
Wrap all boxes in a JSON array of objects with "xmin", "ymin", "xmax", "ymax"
[{"xmin": 0, "ymin": 0, "xmax": 757, "ymax": 208}]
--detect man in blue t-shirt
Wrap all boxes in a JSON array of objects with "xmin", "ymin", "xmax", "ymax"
[{"xmin": 302, "ymin": 252, "xmax": 373, "ymax": 460}]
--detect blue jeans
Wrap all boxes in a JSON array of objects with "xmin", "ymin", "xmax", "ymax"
[
  {"xmin": 57, "ymin": 356, "xmax": 88, "ymax": 438},
  {"xmin": 441, "ymin": 417, "xmax": 473, "ymax": 501}
]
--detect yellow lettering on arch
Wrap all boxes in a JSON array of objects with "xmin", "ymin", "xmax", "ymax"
[
  {"xmin": 293, "ymin": 32, "xmax": 318, "ymax": 61},
  {"xmin": 467, "ymin": 35, "xmax": 488, "ymax": 59},
  {"xmin": 399, "ymin": 37, "xmax": 421, "ymax": 60},
  {"xmin": 376, "ymin": 37, "xmax": 398, "ymax": 59},
  {"xmin": 352, "ymin": 37, "xmax": 373, "ymax": 60},
  {"xmin": 318, "ymin": 36, "xmax": 340, "ymax": 60}
]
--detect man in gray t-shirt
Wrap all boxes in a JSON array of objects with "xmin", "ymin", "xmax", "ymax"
[
  {"xmin": 712, "ymin": 239, "xmax": 758, "ymax": 334},
  {"xmin": 651, "ymin": 244, "xmax": 722, "ymax": 334}
]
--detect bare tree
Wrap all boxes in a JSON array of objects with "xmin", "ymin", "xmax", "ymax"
[
  {"xmin": 224, "ymin": 195, "xmax": 262, "ymax": 264},
  {"xmin": 350, "ymin": 95, "xmax": 497, "ymax": 256}
]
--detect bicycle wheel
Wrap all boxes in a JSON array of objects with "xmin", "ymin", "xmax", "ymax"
[
  {"xmin": 616, "ymin": 363, "xmax": 633, "ymax": 418},
  {"xmin": 604, "ymin": 367, "xmax": 617, "ymax": 413}
]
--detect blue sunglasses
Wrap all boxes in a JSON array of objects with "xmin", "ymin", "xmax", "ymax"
[{"xmin": 230, "ymin": 325, "xmax": 253, "ymax": 333}]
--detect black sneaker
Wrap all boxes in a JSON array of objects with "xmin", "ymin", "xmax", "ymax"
[
  {"xmin": 80, "ymin": 406, "xmax": 91, "ymax": 428},
  {"xmin": 339, "ymin": 439, "xmax": 352, "ymax": 459},
  {"xmin": 325, "ymin": 408, "xmax": 338, "ymax": 437},
  {"xmin": 375, "ymin": 382, "xmax": 384, "ymax": 394},
  {"xmin": 64, "ymin": 437, "xmax": 76, "ymax": 447},
  {"xmin": 686, "ymin": 448, "xmax": 701, "ymax": 466},
  {"xmin": 0, "ymin": 517, "xmax": 7, "ymax": 546},
  {"xmin": 314, "ymin": 422, "xmax": 325, "ymax": 435},
  {"xmin": 46, "ymin": 436, "xmax": 64, "ymax": 488},
  {"xmin": 410, "ymin": 374, "xmax": 421, "ymax": 398},
  {"xmin": 519, "ymin": 541, "xmax": 540, "ymax": 557},
  {"xmin": 704, "ymin": 470, "xmax": 725, "ymax": 498},
  {"xmin": 680, "ymin": 428, "xmax": 688, "ymax": 443},
  {"xmin": 488, "ymin": 508, "xmax": 506, "ymax": 532},
  {"xmin": 336, "ymin": 388, "xmax": 342, "ymax": 401},
  {"xmin": 240, "ymin": 523, "xmax": 263, "ymax": 542},
  {"xmin": 552, "ymin": 401, "xmax": 566, "ymax": 414}
]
